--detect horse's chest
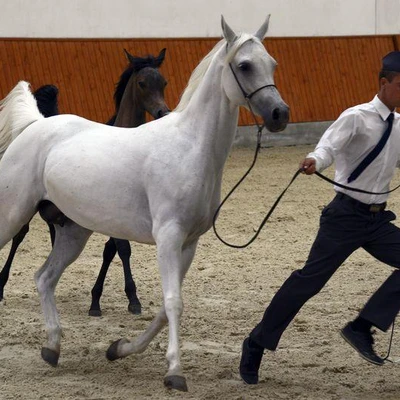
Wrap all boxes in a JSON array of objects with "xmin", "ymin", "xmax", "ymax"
[{"xmin": 178, "ymin": 193, "xmax": 218, "ymax": 236}]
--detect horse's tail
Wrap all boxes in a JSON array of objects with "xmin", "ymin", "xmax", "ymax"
[{"xmin": 0, "ymin": 81, "xmax": 44, "ymax": 159}]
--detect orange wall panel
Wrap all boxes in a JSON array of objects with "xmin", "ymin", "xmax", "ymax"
[{"xmin": 0, "ymin": 36, "xmax": 396, "ymax": 125}]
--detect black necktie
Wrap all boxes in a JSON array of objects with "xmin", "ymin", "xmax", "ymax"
[{"xmin": 347, "ymin": 112, "xmax": 394, "ymax": 183}]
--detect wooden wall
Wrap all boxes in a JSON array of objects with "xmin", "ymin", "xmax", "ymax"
[{"xmin": 0, "ymin": 36, "xmax": 397, "ymax": 125}]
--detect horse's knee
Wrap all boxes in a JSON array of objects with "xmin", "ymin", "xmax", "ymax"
[{"xmin": 164, "ymin": 296, "xmax": 183, "ymax": 317}]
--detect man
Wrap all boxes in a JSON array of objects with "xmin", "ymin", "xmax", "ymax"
[{"xmin": 239, "ymin": 51, "xmax": 400, "ymax": 385}]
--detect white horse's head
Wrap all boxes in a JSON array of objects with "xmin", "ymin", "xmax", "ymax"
[{"xmin": 221, "ymin": 16, "xmax": 289, "ymax": 132}]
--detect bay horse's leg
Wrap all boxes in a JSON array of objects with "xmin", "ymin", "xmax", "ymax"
[
  {"xmin": 0, "ymin": 223, "xmax": 30, "ymax": 301},
  {"xmin": 48, "ymin": 223, "xmax": 56, "ymax": 247},
  {"xmin": 89, "ymin": 237, "xmax": 117, "ymax": 316},
  {"xmin": 35, "ymin": 220, "xmax": 92, "ymax": 367},
  {"xmin": 114, "ymin": 238, "xmax": 142, "ymax": 315},
  {"xmin": 107, "ymin": 236, "xmax": 199, "ymax": 392},
  {"xmin": 38, "ymin": 200, "xmax": 68, "ymax": 248}
]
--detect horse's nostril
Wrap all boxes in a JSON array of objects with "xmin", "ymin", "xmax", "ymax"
[
  {"xmin": 156, "ymin": 110, "xmax": 163, "ymax": 119},
  {"xmin": 272, "ymin": 108, "xmax": 280, "ymax": 121}
]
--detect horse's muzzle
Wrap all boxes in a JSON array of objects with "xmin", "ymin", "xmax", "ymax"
[
  {"xmin": 156, "ymin": 108, "xmax": 171, "ymax": 119},
  {"xmin": 264, "ymin": 103, "xmax": 290, "ymax": 132}
]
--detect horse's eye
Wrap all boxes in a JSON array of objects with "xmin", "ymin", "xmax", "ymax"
[
  {"xmin": 138, "ymin": 81, "xmax": 146, "ymax": 89},
  {"xmin": 238, "ymin": 62, "xmax": 251, "ymax": 72}
]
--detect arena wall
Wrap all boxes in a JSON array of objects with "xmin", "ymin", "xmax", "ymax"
[{"xmin": 1, "ymin": 1, "xmax": 400, "ymax": 144}]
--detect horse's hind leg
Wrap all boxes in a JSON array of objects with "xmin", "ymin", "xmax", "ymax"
[
  {"xmin": 114, "ymin": 238, "xmax": 142, "ymax": 315},
  {"xmin": 107, "ymin": 237, "xmax": 198, "ymax": 392},
  {"xmin": 0, "ymin": 223, "xmax": 30, "ymax": 301},
  {"xmin": 35, "ymin": 220, "xmax": 92, "ymax": 367},
  {"xmin": 89, "ymin": 237, "xmax": 117, "ymax": 316}
]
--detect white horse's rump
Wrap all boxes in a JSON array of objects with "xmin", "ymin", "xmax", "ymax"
[{"xmin": 0, "ymin": 16, "xmax": 289, "ymax": 391}]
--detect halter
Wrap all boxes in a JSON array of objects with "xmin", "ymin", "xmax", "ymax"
[
  {"xmin": 226, "ymin": 41, "xmax": 276, "ymax": 130},
  {"xmin": 228, "ymin": 63, "xmax": 276, "ymax": 100}
]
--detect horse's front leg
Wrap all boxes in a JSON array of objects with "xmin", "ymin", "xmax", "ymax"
[
  {"xmin": 35, "ymin": 220, "xmax": 92, "ymax": 366},
  {"xmin": 160, "ymin": 236, "xmax": 199, "ymax": 392},
  {"xmin": 106, "ymin": 233, "xmax": 199, "ymax": 392},
  {"xmin": 89, "ymin": 237, "xmax": 117, "ymax": 316},
  {"xmin": 114, "ymin": 238, "xmax": 142, "ymax": 315}
]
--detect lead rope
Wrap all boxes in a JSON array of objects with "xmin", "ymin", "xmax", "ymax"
[{"xmin": 383, "ymin": 323, "xmax": 396, "ymax": 363}]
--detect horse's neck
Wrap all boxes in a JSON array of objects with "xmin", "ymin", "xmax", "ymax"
[
  {"xmin": 178, "ymin": 55, "xmax": 239, "ymax": 172},
  {"xmin": 114, "ymin": 81, "xmax": 145, "ymax": 128}
]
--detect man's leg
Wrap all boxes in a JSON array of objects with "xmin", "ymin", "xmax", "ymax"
[
  {"xmin": 361, "ymin": 217, "xmax": 400, "ymax": 331},
  {"xmin": 339, "ymin": 212, "xmax": 400, "ymax": 365},
  {"xmin": 249, "ymin": 234, "xmax": 354, "ymax": 350},
  {"xmin": 240, "ymin": 198, "xmax": 362, "ymax": 384}
]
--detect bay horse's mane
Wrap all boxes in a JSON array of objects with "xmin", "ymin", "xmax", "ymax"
[{"xmin": 107, "ymin": 50, "xmax": 166, "ymax": 125}]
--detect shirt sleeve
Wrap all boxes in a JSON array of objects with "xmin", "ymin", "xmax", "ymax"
[{"xmin": 306, "ymin": 109, "xmax": 357, "ymax": 172}]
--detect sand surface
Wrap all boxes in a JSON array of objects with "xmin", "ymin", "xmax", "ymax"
[{"xmin": 1, "ymin": 145, "xmax": 399, "ymax": 400}]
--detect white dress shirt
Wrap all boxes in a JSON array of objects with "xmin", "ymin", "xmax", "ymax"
[{"xmin": 307, "ymin": 95, "xmax": 400, "ymax": 204}]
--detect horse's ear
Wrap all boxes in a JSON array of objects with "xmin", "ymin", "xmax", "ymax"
[
  {"xmin": 254, "ymin": 15, "xmax": 271, "ymax": 41},
  {"xmin": 221, "ymin": 15, "xmax": 237, "ymax": 45},
  {"xmin": 156, "ymin": 48, "xmax": 167, "ymax": 66},
  {"xmin": 124, "ymin": 48, "xmax": 135, "ymax": 65}
]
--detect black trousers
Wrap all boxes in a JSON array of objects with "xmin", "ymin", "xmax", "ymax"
[{"xmin": 250, "ymin": 193, "xmax": 400, "ymax": 351}]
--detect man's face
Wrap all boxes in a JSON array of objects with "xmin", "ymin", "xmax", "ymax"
[{"xmin": 380, "ymin": 74, "xmax": 400, "ymax": 109}]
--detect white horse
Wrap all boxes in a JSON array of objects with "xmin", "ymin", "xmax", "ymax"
[{"xmin": 0, "ymin": 16, "xmax": 289, "ymax": 391}]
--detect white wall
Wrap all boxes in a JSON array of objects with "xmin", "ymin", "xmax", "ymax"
[{"xmin": 1, "ymin": 0, "xmax": 400, "ymax": 38}]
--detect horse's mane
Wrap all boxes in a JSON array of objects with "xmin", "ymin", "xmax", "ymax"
[
  {"xmin": 110, "ymin": 53, "xmax": 165, "ymax": 124},
  {"xmin": 174, "ymin": 33, "xmax": 256, "ymax": 112}
]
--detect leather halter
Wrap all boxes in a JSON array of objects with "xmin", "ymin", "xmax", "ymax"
[
  {"xmin": 225, "ymin": 42, "xmax": 276, "ymax": 102},
  {"xmin": 228, "ymin": 63, "xmax": 276, "ymax": 100}
]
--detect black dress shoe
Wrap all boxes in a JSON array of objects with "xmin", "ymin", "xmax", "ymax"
[
  {"xmin": 239, "ymin": 337, "xmax": 264, "ymax": 384},
  {"xmin": 340, "ymin": 322, "xmax": 384, "ymax": 366}
]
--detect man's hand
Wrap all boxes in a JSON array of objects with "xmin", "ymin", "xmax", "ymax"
[{"xmin": 299, "ymin": 157, "xmax": 317, "ymax": 175}]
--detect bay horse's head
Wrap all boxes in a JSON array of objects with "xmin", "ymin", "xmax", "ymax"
[
  {"xmin": 123, "ymin": 48, "xmax": 170, "ymax": 120},
  {"xmin": 221, "ymin": 16, "xmax": 289, "ymax": 133},
  {"xmin": 109, "ymin": 48, "xmax": 170, "ymax": 127}
]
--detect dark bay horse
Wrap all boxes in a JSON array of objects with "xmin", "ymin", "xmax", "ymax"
[
  {"xmin": 89, "ymin": 48, "xmax": 169, "ymax": 317},
  {"xmin": 0, "ymin": 50, "xmax": 169, "ymax": 317}
]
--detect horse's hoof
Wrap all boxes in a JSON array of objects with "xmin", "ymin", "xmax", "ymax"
[
  {"xmin": 41, "ymin": 347, "xmax": 59, "ymax": 367},
  {"xmin": 88, "ymin": 308, "xmax": 102, "ymax": 317},
  {"xmin": 106, "ymin": 338, "xmax": 130, "ymax": 361},
  {"xmin": 128, "ymin": 303, "xmax": 142, "ymax": 315},
  {"xmin": 164, "ymin": 375, "xmax": 188, "ymax": 392}
]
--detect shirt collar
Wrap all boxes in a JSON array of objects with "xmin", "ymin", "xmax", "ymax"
[{"xmin": 371, "ymin": 95, "xmax": 394, "ymax": 121}]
